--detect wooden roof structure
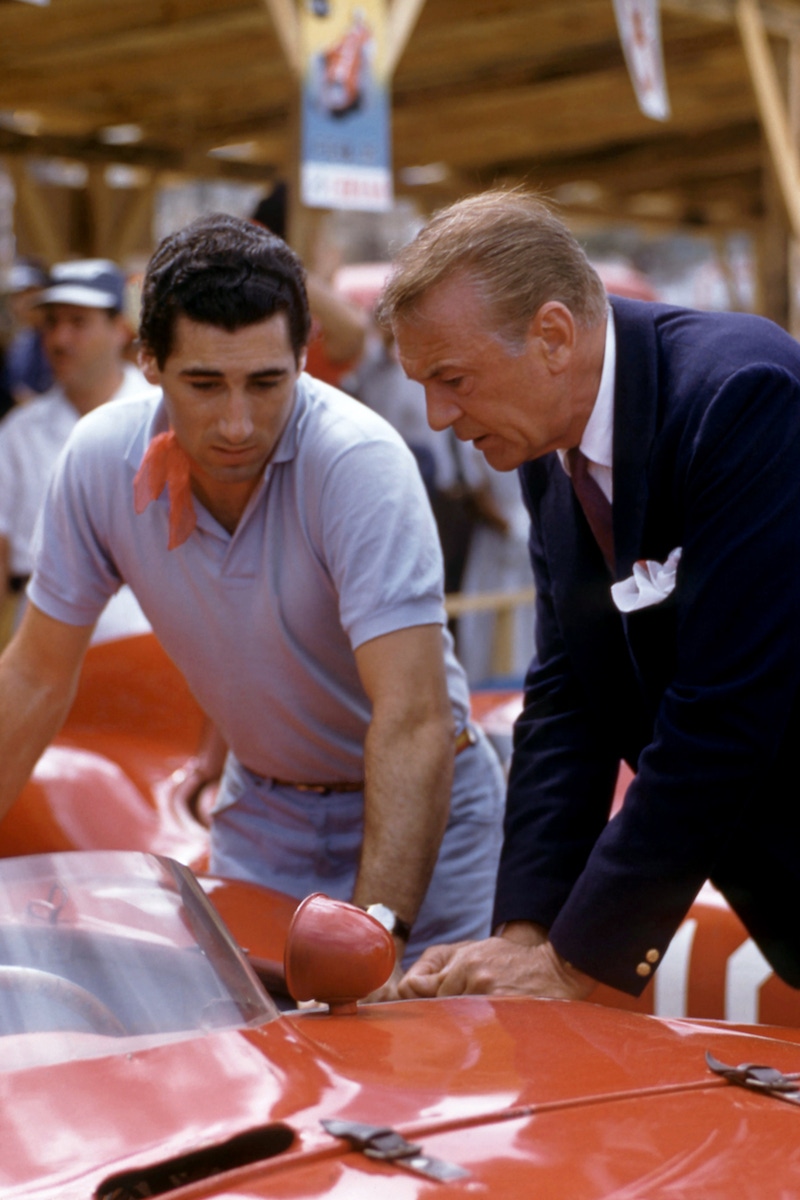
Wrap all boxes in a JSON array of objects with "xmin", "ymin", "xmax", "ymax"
[{"xmin": 2, "ymin": 0, "xmax": 800, "ymax": 317}]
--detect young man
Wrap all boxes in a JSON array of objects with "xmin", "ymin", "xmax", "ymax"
[{"xmin": 0, "ymin": 215, "xmax": 504, "ymax": 992}]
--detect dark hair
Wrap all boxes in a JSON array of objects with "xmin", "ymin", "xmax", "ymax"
[
  {"xmin": 140, "ymin": 212, "xmax": 311, "ymax": 367},
  {"xmin": 251, "ymin": 183, "xmax": 288, "ymax": 241}
]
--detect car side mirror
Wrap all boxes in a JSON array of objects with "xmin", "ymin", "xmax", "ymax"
[{"xmin": 284, "ymin": 893, "xmax": 395, "ymax": 1014}]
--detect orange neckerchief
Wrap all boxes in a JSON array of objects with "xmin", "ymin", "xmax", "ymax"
[{"xmin": 133, "ymin": 430, "xmax": 196, "ymax": 550}]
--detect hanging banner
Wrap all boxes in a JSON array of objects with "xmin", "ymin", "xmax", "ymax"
[
  {"xmin": 300, "ymin": 0, "xmax": 393, "ymax": 211},
  {"xmin": 613, "ymin": 0, "xmax": 671, "ymax": 122}
]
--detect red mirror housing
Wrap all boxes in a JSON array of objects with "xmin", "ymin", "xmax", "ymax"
[{"xmin": 284, "ymin": 893, "xmax": 395, "ymax": 1015}]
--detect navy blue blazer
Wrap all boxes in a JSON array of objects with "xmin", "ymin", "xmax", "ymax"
[{"xmin": 494, "ymin": 296, "xmax": 800, "ymax": 995}]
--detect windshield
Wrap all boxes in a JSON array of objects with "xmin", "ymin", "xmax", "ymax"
[{"xmin": 0, "ymin": 851, "xmax": 278, "ymax": 1069}]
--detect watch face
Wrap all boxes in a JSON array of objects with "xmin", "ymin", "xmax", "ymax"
[
  {"xmin": 365, "ymin": 904, "xmax": 412, "ymax": 941},
  {"xmin": 366, "ymin": 903, "xmax": 394, "ymax": 932}
]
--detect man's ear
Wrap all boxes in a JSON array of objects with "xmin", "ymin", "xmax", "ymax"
[
  {"xmin": 529, "ymin": 302, "xmax": 575, "ymax": 372},
  {"xmin": 138, "ymin": 346, "xmax": 161, "ymax": 386},
  {"xmin": 297, "ymin": 346, "xmax": 308, "ymax": 374}
]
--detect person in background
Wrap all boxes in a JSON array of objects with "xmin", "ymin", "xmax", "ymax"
[
  {"xmin": 0, "ymin": 258, "xmax": 153, "ymax": 642},
  {"xmin": 2, "ymin": 260, "xmax": 52, "ymax": 408},
  {"xmin": 456, "ymin": 446, "xmax": 536, "ymax": 686},
  {"xmin": 251, "ymin": 184, "xmax": 367, "ymax": 386}
]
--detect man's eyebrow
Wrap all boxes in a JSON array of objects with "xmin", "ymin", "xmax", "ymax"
[
  {"xmin": 178, "ymin": 366, "xmax": 289, "ymax": 378},
  {"xmin": 399, "ymin": 356, "xmax": 446, "ymax": 381},
  {"xmin": 420, "ymin": 363, "xmax": 458, "ymax": 381}
]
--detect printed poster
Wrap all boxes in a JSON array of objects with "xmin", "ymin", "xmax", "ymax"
[{"xmin": 300, "ymin": 0, "xmax": 393, "ymax": 211}]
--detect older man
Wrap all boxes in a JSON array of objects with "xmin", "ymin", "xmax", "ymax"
[
  {"xmin": 0, "ymin": 215, "xmax": 504, "ymax": 991},
  {"xmin": 380, "ymin": 189, "xmax": 800, "ymax": 1001}
]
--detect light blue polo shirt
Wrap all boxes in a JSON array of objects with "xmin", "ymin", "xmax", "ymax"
[{"xmin": 29, "ymin": 374, "xmax": 470, "ymax": 782}]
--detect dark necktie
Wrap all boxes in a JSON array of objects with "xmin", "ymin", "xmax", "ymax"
[{"xmin": 567, "ymin": 446, "xmax": 615, "ymax": 573}]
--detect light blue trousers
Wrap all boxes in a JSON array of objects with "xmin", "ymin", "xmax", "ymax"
[{"xmin": 209, "ymin": 728, "xmax": 506, "ymax": 968}]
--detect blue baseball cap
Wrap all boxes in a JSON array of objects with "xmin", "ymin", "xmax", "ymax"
[{"xmin": 37, "ymin": 259, "xmax": 126, "ymax": 311}]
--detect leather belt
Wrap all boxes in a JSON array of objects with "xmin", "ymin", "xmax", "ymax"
[
  {"xmin": 270, "ymin": 725, "xmax": 478, "ymax": 796},
  {"xmin": 271, "ymin": 778, "xmax": 363, "ymax": 796},
  {"xmin": 454, "ymin": 725, "xmax": 478, "ymax": 755}
]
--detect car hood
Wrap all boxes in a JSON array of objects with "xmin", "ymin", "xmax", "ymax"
[{"xmin": 4, "ymin": 996, "xmax": 800, "ymax": 1198}]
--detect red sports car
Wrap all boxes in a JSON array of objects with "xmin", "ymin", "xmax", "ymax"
[{"xmin": 3, "ymin": 847, "xmax": 800, "ymax": 1199}]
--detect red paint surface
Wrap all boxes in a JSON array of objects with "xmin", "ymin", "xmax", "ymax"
[{"xmin": 4, "ymin": 995, "xmax": 800, "ymax": 1197}]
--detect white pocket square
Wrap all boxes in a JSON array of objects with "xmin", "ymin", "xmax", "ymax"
[{"xmin": 611, "ymin": 547, "xmax": 682, "ymax": 613}]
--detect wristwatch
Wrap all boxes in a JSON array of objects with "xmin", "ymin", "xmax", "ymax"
[{"xmin": 364, "ymin": 903, "xmax": 412, "ymax": 942}]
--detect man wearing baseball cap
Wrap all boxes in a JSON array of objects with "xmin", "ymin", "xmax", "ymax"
[{"xmin": 0, "ymin": 258, "xmax": 155, "ymax": 639}]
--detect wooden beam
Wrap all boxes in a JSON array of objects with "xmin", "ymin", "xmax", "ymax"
[
  {"xmin": 735, "ymin": 0, "xmax": 800, "ymax": 240},
  {"xmin": 392, "ymin": 42, "xmax": 755, "ymax": 170},
  {"xmin": 664, "ymin": 0, "xmax": 800, "ymax": 39},
  {"xmin": 502, "ymin": 121, "xmax": 761, "ymax": 194},
  {"xmin": 4, "ymin": 157, "xmax": 66, "ymax": 262},
  {"xmin": 0, "ymin": 10, "xmax": 273, "ymax": 75},
  {"xmin": 262, "ymin": 0, "xmax": 301, "ymax": 78},
  {"xmin": 0, "ymin": 130, "xmax": 280, "ymax": 184},
  {"xmin": 386, "ymin": 0, "xmax": 427, "ymax": 76},
  {"xmin": 445, "ymin": 588, "xmax": 536, "ymax": 617}
]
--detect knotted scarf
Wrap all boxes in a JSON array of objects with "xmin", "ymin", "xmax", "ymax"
[{"xmin": 133, "ymin": 430, "xmax": 196, "ymax": 550}]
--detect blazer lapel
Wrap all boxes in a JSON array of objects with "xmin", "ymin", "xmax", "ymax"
[{"xmin": 609, "ymin": 297, "xmax": 659, "ymax": 579}]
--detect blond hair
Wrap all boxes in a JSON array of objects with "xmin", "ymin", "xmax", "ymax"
[{"xmin": 377, "ymin": 189, "xmax": 607, "ymax": 344}]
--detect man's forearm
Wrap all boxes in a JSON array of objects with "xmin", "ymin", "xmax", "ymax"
[
  {"xmin": 0, "ymin": 659, "xmax": 74, "ymax": 821},
  {"xmin": 0, "ymin": 607, "xmax": 92, "ymax": 823},
  {"xmin": 350, "ymin": 708, "xmax": 454, "ymax": 929}
]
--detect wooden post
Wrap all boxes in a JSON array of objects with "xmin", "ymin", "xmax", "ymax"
[
  {"xmin": 110, "ymin": 172, "xmax": 160, "ymax": 264},
  {"xmin": 386, "ymin": 0, "xmax": 427, "ymax": 75},
  {"xmin": 735, "ymin": 0, "xmax": 800, "ymax": 325},
  {"xmin": 260, "ymin": 0, "xmax": 305, "ymax": 252},
  {"xmin": 788, "ymin": 37, "xmax": 800, "ymax": 337},
  {"xmin": 87, "ymin": 164, "xmax": 114, "ymax": 258},
  {"xmin": 5, "ymin": 158, "xmax": 66, "ymax": 264},
  {"xmin": 262, "ymin": 0, "xmax": 302, "ymax": 76},
  {"xmin": 736, "ymin": 0, "xmax": 800, "ymax": 239},
  {"xmin": 758, "ymin": 136, "xmax": 791, "ymax": 326}
]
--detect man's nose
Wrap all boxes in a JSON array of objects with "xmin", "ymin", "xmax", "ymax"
[
  {"xmin": 219, "ymin": 390, "xmax": 254, "ymax": 442},
  {"xmin": 426, "ymin": 387, "xmax": 462, "ymax": 432},
  {"xmin": 44, "ymin": 321, "xmax": 71, "ymax": 350}
]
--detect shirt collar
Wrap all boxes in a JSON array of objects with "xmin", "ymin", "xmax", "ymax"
[
  {"xmin": 578, "ymin": 308, "xmax": 615, "ymax": 470},
  {"xmin": 555, "ymin": 308, "xmax": 615, "ymax": 476}
]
